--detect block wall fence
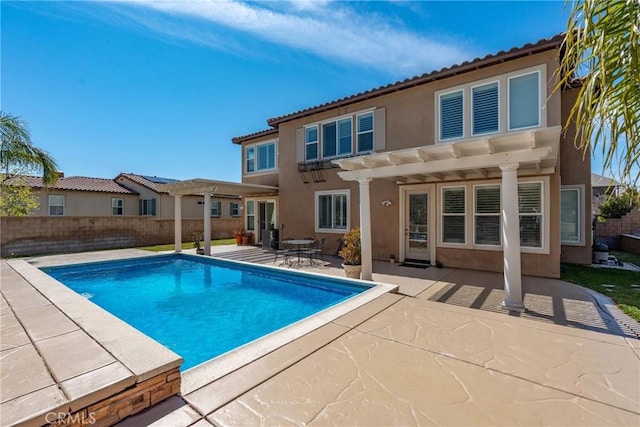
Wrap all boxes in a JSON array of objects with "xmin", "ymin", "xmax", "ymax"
[
  {"xmin": 0, "ymin": 216, "xmax": 243, "ymax": 257},
  {"xmin": 594, "ymin": 209, "xmax": 640, "ymax": 250}
]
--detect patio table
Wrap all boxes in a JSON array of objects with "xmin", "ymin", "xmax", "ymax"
[{"xmin": 282, "ymin": 239, "xmax": 314, "ymax": 267}]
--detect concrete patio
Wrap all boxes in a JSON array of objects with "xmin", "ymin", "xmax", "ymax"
[{"xmin": 2, "ymin": 246, "xmax": 639, "ymax": 426}]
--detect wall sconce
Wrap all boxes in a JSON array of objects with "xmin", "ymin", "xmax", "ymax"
[
  {"xmin": 381, "ymin": 199, "xmax": 392, "ymax": 207},
  {"xmin": 239, "ymin": 206, "xmax": 244, "ymax": 211}
]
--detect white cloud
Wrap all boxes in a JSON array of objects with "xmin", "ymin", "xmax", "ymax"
[{"xmin": 102, "ymin": 0, "xmax": 473, "ymax": 75}]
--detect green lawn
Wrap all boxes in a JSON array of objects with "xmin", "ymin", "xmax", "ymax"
[
  {"xmin": 139, "ymin": 238, "xmax": 236, "ymax": 252},
  {"xmin": 561, "ymin": 259, "xmax": 640, "ymax": 322}
]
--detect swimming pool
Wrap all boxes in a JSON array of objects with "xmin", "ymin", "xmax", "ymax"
[{"xmin": 42, "ymin": 254, "xmax": 369, "ymax": 370}]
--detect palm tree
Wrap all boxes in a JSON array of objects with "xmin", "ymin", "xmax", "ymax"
[
  {"xmin": 557, "ymin": 0, "xmax": 639, "ymax": 194},
  {"xmin": 0, "ymin": 111, "xmax": 59, "ymax": 185}
]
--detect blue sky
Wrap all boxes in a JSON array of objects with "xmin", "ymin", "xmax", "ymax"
[{"xmin": 2, "ymin": 1, "xmax": 575, "ymax": 182}]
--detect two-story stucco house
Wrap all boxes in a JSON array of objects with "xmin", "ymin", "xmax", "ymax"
[{"xmin": 232, "ymin": 34, "xmax": 592, "ymax": 312}]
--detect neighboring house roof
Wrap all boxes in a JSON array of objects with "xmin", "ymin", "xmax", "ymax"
[
  {"xmin": 591, "ymin": 173, "xmax": 623, "ymax": 188},
  {"xmin": 116, "ymin": 173, "xmax": 241, "ymax": 199},
  {"xmin": 260, "ymin": 33, "xmax": 565, "ymax": 128},
  {"xmin": 15, "ymin": 175, "xmax": 138, "ymax": 194},
  {"xmin": 116, "ymin": 173, "xmax": 178, "ymax": 194}
]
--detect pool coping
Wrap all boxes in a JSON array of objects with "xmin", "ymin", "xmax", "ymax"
[{"xmin": 3, "ymin": 251, "xmax": 398, "ymax": 425}]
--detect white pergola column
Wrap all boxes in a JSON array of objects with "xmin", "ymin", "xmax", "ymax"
[
  {"xmin": 500, "ymin": 163, "xmax": 524, "ymax": 312},
  {"xmin": 173, "ymin": 195, "xmax": 182, "ymax": 253},
  {"xmin": 203, "ymin": 193, "xmax": 212, "ymax": 256},
  {"xmin": 358, "ymin": 178, "xmax": 373, "ymax": 281}
]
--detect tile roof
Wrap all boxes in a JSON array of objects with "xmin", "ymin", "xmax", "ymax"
[
  {"xmin": 15, "ymin": 175, "xmax": 138, "ymax": 194},
  {"xmin": 262, "ymin": 33, "xmax": 565, "ymax": 127},
  {"xmin": 116, "ymin": 173, "xmax": 174, "ymax": 193},
  {"xmin": 232, "ymin": 128, "xmax": 278, "ymax": 145}
]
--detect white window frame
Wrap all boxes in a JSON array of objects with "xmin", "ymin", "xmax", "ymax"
[
  {"xmin": 245, "ymin": 140, "xmax": 277, "ymax": 175},
  {"xmin": 356, "ymin": 111, "xmax": 374, "ymax": 154},
  {"xmin": 518, "ymin": 181, "xmax": 544, "ymax": 249},
  {"xmin": 471, "ymin": 80, "xmax": 500, "ymax": 137},
  {"xmin": 112, "ymin": 198, "xmax": 124, "ymax": 216},
  {"xmin": 140, "ymin": 198, "xmax": 156, "ymax": 216},
  {"xmin": 436, "ymin": 177, "xmax": 549, "ymax": 254},
  {"xmin": 507, "ymin": 70, "xmax": 542, "ymax": 131},
  {"xmin": 48, "ymin": 195, "xmax": 65, "ymax": 216},
  {"xmin": 434, "ymin": 64, "xmax": 547, "ymax": 143},
  {"xmin": 560, "ymin": 185, "xmax": 584, "ymax": 245},
  {"xmin": 305, "ymin": 125, "xmax": 319, "ymax": 161},
  {"xmin": 321, "ymin": 118, "xmax": 352, "ymax": 159},
  {"xmin": 245, "ymin": 200, "xmax": 255, "ymax": 232},
  {"xmin": 315, "ymin": 189, "xmax": 350, "ymax": 233},
  {"xmin": 473, "ymin": 184, "xmax": 501, "ymax": 247},
  {"xmin": 438, "ymin": 89, "xmax": 465, "ymax": 142},
  {"xmin": 440, "ymin": 186, "xmax": 466, "ymax": 245}
]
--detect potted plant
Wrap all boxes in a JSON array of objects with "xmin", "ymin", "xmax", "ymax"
[
  {"xmin": 242, "ymin": 231, "xmax": 253, "ymax": 245},
  {"xmin": 389, "ymin": 254, "xmax": 396, "ymax": 264},
  {"xmin": 192, "ymin": 231, "xmax": 204, "ymax": 255},
  {"xmin": 234, "ymin": 230, "xmax": 244, "ymax": 245},
  {"xmin": 339, "ymin": 227, "xmax": 361, "ymax": 279}
]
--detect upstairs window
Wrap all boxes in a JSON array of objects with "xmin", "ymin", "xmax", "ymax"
[
  {"xmin": 112, "ymin": 198, "xmax": 124, "ymax": 216},
  {"xmin": 246, "ymin": 147, "xmax": 255, "ymax": 173},
  {"xmin": 441, "ymin": 187, "xmax": 466, "ymax": 244},
  {"xmin": 322, "ymin": 118, "xmax": 352, "ymax": 158},
  {"xmin": 49, "ymin": 195, "xmax": 64, "ymax": 216},
  {"xmin": 245, "ymin": 141, "xmax": 276, "ymax": 173},
  {"xmin": 472, "ymin": 82, "xmax": 499, "ymax": 136},
  {"xmin": 440, "ymin": 90, "xmax": 464, "ymax": 140},
  {"xmin": 357, "ymin": 112, "xmax": 374, "ymax": 153},
  {"xmin": 211, "ymin": 201, "xmax": 222, "ymax": 217},
  {"xmin": 305, "ymin": 126, "xmax": 319, "ymax": 161},
  {"xmin": 509, "ymin": 71, "xmax": 540, "ymax": 130}
]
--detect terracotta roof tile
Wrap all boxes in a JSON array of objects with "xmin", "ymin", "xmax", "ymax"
[
  {"xmin": 263, "ymin": 33, "xmax": 565, "ymax": 127},
  {"xmin": 115, "ymin": 173, "xmax": 177, "ymax": 193},
  {"xmin": 232, "ymin": 128, "xmax": 278, "ymax": 145},
  {"xmin": 14, "ymin": 176, "xmax": 138, "ymax": 194}
]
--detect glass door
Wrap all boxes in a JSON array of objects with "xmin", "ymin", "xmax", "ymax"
[
  {"xmin": 257, "ymin": 201, "xmax": 276, "ymax": 243},
  {"xmin": 405, "ymin": 191, "xmax": 429, "ymax": 261}
]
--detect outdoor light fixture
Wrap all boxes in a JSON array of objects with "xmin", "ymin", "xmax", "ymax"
[{"xmin": 381, "ymin": 199, "xmax": 392, "ymax": 207}]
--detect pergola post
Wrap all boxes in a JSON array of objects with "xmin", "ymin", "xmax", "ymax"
[
  {"xmin": 173, "ymin": 195, "xmax": 182, "ymax": 253},
  {"xmin": 499, "ymin": 163, "xmax": 524, "ymax": 312},
  {"xmin": 358, "ymin": 178, "xmax": 373, "ymax": 281},
  {"xmin": 203, "ymin": 193, "xmax": 212, "ymax": 256}
]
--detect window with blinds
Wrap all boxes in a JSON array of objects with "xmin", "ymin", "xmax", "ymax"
[
  {"xmin": 211, "ymin": 201, "xmax": 222, "ymax": 218},
  {"xmin": 474, "ymin": 185, "xmax": 501, "ymax": 245},
  {"xmin": 440, "ymin": 90, "xmax": 464, "ymax": 140},
  {"xmin": 323, "ymin": 118, "xmax": 352, "ymax": 158},
  {"xmin": 357, "ymin": 112, "xmax": 374, "ymax": 153},
  {"xmin": 316, "ymin": 191, "xmax": 349, "ymax": 232},
  {"xmin": 509, "ymin": 72, "xmax": 540, "ymax": 129},
  {"xmin": 472, "ymin": 82, "xmax": 499, "ymax": 136},
  {"xmin": 305, "ymin": 126, "xmax": 319, "ymax": 161},
  {"xmin": 518, "ymin": 182, "xmax": 542, "ymax": 248},
  {"xmin": 245, "ymin": 141, "xmax": 276, "ymax": 173},
  {"xmin": 442, "ymin": 187, "xmax": 466, "ymax": 244}
]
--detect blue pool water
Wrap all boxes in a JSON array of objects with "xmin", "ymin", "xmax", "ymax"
[{"xmin": 42, "ymin": 255, "xmax": 367, "ymax": 370}]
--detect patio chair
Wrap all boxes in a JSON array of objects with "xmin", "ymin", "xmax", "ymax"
[
  {"xmin": 274, "ymin": 237, "xmax": 294, "ymax": 265},
  {"xmin": 309, "ymin": 237, "xmax": 325, "ymax": 264}
]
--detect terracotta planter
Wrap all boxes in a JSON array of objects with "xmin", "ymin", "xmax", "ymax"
[
  {"xmin": 235, "ymin": 234, "xmax": 243, "ymax": 245},
  {"xmin": 342, "ymin": 264, "xmax": 362, "ymax": 279},
  {"xmin": 242, "ymin": 236, "xmax": 250, "ymax": 245}
]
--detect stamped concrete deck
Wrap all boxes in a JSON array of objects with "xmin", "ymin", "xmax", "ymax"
[{"xmin": 3, "ymin": 247, "xmax": 640, "ymax": 426}]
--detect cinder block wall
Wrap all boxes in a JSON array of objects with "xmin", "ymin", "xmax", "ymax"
[
  {"xmin": 595, "ymin": 209, "xmax": 640, "ymax": 249},
  {"xmin": 0, "ymin": 216, "xmax": 242, "ymax": 257}
]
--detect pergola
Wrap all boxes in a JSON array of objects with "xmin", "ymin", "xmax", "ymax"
[
  {"xmin": 333, "ymin": 126, "xmax": 562, "ymax": 312},
  {"xmin": 162, "ymin": 179, "xmax": 278, "ymax": 256}
]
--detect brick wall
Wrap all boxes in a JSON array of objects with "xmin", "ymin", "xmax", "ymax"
[
  {"xmin": 0, "ymin": 216, "xmax": 243, "ymax": 257},
  {"xmin": 594, "ymin": 209, "xmax": 640, "ymax": 249}
]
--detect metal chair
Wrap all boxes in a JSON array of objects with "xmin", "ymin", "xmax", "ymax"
[
  {"xmin": 309, "ymin": 237, "xmax": 325, "ymax": 264},
  {"xmin": 274, "ymin": 237, "xmax": 294, "ymax": 265}
]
